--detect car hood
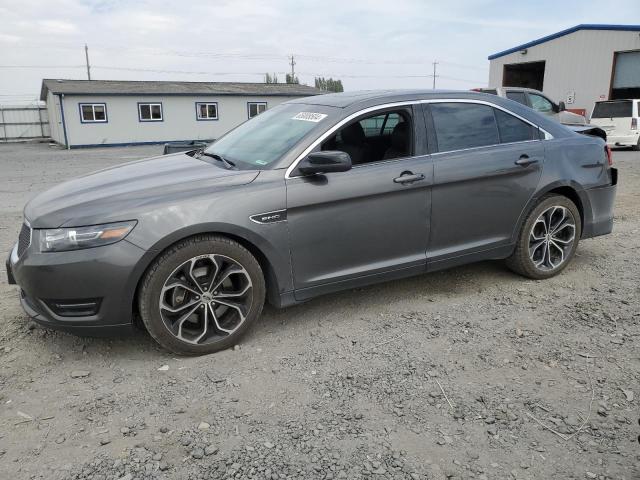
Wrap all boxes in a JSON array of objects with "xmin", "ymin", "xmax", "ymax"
[
  {"xmin": 559, "ymin": 110, "xmax": 587, "ymax": 125},
  {"xmin": 24, "ymin": 152, "xmax": 259, "ymax": 228}
]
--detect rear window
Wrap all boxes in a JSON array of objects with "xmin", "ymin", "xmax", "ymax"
[
  {"xmin": 592, "ymin": 101, "xmax": 632, "ymax": 118},
  {"xmin": 505, "ymin": 91, "xmax": 527, "ymax": 106},
  {"xmin": 430, "ymin": 103, "xmax": 499, "ymax": 152}
]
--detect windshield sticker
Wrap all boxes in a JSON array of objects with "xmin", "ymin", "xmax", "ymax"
[
  {"xmin": 255, "ymin": 159, "xmax": 268, "ymax": 165},
  {"xmin": 291, "ymin": 112, "xmax": 328, "ymax": 122}
]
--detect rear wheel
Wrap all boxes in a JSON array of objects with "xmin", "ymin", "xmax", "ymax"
[
  {"xmin": 506, "ymin": 195, "xmax": 581, "ymax": 280},
  {"xmin": 139, "ymin": 235, "xmax": 265, "ymax": 355},
  {"xmin": 632, "ymin": 138, "xmax": 640, "ymax": 151}
]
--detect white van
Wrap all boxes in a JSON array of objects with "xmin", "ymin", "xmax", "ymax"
[{"xmin": 590, "ymin": 100, "xmax": 640, "ymax": 150}]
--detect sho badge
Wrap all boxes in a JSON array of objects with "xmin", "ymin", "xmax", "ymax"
[{"xmin": 250, "ymin": 210, "xmax": 287, "ymax": 224}]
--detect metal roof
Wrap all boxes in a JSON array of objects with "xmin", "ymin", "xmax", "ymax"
[
  {"xmin": 488, "ymin": 24, "xmax": 640, "ymax": 60},
  {"xmin": 40, "ymin": 79, "xmax": 324, "ymax": 101}
]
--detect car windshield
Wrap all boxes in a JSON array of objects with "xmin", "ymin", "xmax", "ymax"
[
  {"xmin": 204, "ymin": 103, "xmax": 335, "ymax": 170},
  {"xmin": 592, "ymin": 100, "xmax": 632, "ymax": 118}
]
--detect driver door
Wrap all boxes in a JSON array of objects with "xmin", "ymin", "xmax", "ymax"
[{"xmin": 285, "ymin": 105, "xmax": 432, "ymax": 300}]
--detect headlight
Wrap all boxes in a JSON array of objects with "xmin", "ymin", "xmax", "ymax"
[{"xmin": 39, "ymin": 221, "xmax": 137, "ymax": 252}]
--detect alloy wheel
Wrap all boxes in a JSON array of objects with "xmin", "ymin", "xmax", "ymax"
[
  {"xmin": 528, "ymin": 206, "xmax": 576, "ymax": 271},
  {"xmin": 158, "ymin": 254, "xmax": 253, "ymax": 345}
]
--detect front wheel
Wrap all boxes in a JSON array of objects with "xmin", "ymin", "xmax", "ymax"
[
  {"xmin": 506, "ymin": 195, "xmax": 581, "ymax": 280},
  {"xmin": 138, "ymin": 235, "xmax": 265, "ymax": 355}
]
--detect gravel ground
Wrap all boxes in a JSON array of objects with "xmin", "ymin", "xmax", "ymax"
[{"xmin": 0, "ymin": 142, "xmax": 638, "ymax": 480}]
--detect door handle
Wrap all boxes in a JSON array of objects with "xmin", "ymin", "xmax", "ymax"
[
  {"xmin": 515, "ymin": 154, "xmax": 538, "ymax": 167},
  {"xmin": 393, "ymin": 172, "xmax": 425, "ymax": 184}
]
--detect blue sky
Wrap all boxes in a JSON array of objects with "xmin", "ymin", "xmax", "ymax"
[{"xmin": 0, "ymin": 0, "xmax": 638, "ymax": 103}]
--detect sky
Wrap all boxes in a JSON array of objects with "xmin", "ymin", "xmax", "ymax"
[{"xmin": 0, "ymin": 0, "xmax": 639, "ymax": 103}]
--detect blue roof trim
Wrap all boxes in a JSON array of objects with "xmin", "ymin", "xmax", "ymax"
[{"xmin": 488, "ymin": 24, "xmax": 640, "ymax": 60}]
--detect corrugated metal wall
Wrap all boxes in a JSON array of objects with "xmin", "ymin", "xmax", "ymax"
[
  {"xmin": 0, "ymin": 104, "xmax": 50, "ymax": 142},
  {"xmin": 488, "ymin": 29, "xmax": 640, "ymax": 117}
]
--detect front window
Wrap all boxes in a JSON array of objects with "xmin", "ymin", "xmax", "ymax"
[
  {"xmin": 528, "ymin": 94, "xmax": 554, "ymax": 114},
  {"xmin": 196, "ymin": 102, "xmax": 218, "ymax": 120},
  {"xmin": 248, "ymin": 102, "xmax": 267, "ymax": 118},
  {"xmin": 205, "ymin": 103, "xmax": 336, "ymax": 170},
  {"xmin": 321, "ymin": 109, "xmax": 412, "ymax": 164},
  {"xmin": 80, "ymin": 103, "xmax": 107, "ymax": 123},
  {"xmin": 138, "ymin": 103, "xmax": 163, "ymax": 122}
]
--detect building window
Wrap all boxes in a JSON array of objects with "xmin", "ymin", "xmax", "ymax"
[
  {"xmin": 196, "ymin": 102, "xmax": 218, "ymax": 120},
  {"xmin": 248, "ymin": 102, "xmax": 267, "ymax": 119},
  {"xmin": 138, "ymin": 103, "xmax": 163, "ymax": 122},
  {"xmin": 79, "ymin": 103, "xmax": 107, "ymax": 123}
]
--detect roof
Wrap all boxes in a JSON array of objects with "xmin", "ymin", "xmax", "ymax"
[
  {"xmin": 488, "ymin": 24, "xmax": 640, "ymax": 60},
  {"xmin": 40, "ymin": 79, "xmax": 323, "ymax": 101},
  {"xmin": 287, "ymin": 89, "xmax": 462, "ymax": 108}
]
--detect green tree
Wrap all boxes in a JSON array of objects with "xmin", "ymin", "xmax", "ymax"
[
  {"xmin": 285, "ymin": 73, "xmax": 299, "ymax": 84},
  {"xmin": 264, "ymin": 73, "xmax": 279, "ymax": 84},
  {"xmin": 314, "ymin": 77, "xmax": 344, "ymax": 92}
]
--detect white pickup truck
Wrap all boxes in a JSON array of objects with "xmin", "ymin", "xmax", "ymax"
[{"xmin": 475, "ymin": 87, "xmax": 588, "ymax": 126}]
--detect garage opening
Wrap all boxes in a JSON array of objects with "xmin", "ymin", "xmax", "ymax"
[
  {"xmin": 502, "ymin": 61, "xmax": 545, "ymax": 91},
  {"xmin": 611, "ymin": 50, "xmax": 640, "ymax": 100}
]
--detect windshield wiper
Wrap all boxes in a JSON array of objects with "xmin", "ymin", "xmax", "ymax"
[{"xmin": 197, "ymin": 150, "xmax": 236, "ymax": 170}]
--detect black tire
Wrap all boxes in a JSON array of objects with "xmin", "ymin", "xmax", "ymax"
[
  {"xmin": 632, "ymin": 139, "xmax": 640, "ymax": 152},
  {"xmin": 138, "ymin": 235, "xmax": 265, "ymax": 355},
  {"xmin": 506, "ymin": 194, "xmax": 582, "ymax": 280}
]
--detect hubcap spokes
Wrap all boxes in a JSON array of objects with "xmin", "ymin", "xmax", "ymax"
[
  {"xmin": 159, "ymin": 255, "xmax": 253, "ymax": 345},
  {"xmin": 529, "ymin": 206, "xmax": 576, "ymax": 271}
]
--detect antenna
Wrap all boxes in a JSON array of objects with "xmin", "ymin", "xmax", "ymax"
[
  {"xmin": 84, "ymin": 44, "xmax": 91, "ymax": 80},
  {"xmin": 432, "ymin": 60, "xmax": 438, "ymax": 89}
]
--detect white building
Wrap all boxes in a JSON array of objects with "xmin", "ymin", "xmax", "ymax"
[
  {"xmin": 40, "ymin": 79, "xmax": 323, "ymax": 148},
  {"xmin": 488, "ymin": 24, "xmax": 640, "ymax": 117}
]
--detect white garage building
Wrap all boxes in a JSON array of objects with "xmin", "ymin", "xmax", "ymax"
[
  {"xmin": 488, "ymin": 24, "xmax": 640, "ymax": 117},
  {"xmin": 40, "ymin": 79, "xmax": 323, "ymax": 148}
]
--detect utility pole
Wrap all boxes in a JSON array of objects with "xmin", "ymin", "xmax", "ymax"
[
  {"xmin": 84, "ymin": 44, "xmax": 91, "ymax": 80},
  {"xmin": 431, "ymin": 60, "xmax": 438, "ymax": 89},
  {"xmin": 289, "ymin": 54, "xmax": 296, "ymax": 82}
]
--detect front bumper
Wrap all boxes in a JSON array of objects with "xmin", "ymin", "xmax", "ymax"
[
  {"xmin": 6, "ymin": 236, "xmax": 146, "ymax": 336},
  {"xmin": 582, "ymin": 168, "xmax": 618, "ymax": 239}
]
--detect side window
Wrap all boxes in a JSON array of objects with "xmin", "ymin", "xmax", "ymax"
[
  {"xmin": 528, "ymin": 94, "xmax": 554, "ymax": 113},
  {"xmin": 494, "ymin": 109, "xmax": 536, "ymax": 143},
  {"xmin": 321, "ymin": 109, "xmax": 412, "ymax": 165},
  {"xmin": 505, "ymin": 91, "xmax": 527, "ymax": 106},
  {"xmin": 248, "ymin": 102, "xmax": 267, "ymax": 119},
  {"xmin": 430, "ymin": 103, "xmax": 499, "ymax": 152},
  {"xmin": 79, "ymin": 103, "xmax": 107, "ymax": 123},
  {"xmin": 138, "ymin": 103, "xmax": 163, "ymax": 122},
  {"xmin": 196, "ymin": 102, "xmax": 218, "ymax": 120}
]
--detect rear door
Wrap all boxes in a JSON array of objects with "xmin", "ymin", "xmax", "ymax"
[{"xmin": 424, "ymin": 101, "xmax": 544, "ymax": 269}]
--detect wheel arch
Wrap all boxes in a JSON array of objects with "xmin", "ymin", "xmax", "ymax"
[
  {"xmin": 126, "ymin": 223, "xmax": 290, "ymax": 325},
  {"xmin": 512, "ymin": 181, "xmax": 591, "ymax": 244}
]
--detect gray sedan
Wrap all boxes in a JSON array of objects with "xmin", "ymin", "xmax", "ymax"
[{"xmin": 6, "ymin": 90, "xmax": 618, "ymax": 355}]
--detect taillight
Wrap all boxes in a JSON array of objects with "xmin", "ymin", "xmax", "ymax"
[
  {"xmin": 605, "ymin": 145, "xmax": 613, "ymax": 166},
  {"xmin": 632, "ymin": 118, "xmax": 638, "ymax": 130}
]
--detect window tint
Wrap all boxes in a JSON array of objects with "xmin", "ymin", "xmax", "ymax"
[
  {"xmin": 528, "ymin": 94, "xmax": 553, "ymax": 113},
  {"xmin": 591, "ymin": 100, "xmax": 632, "ymax": 118},
  {"xmin": 505, "ymin": 91, "xmax": 527, "ymax": 105},
  {"xmin": 494, "ymin": 109, "xmax": 535, "ymax": 143},
  {"xmin": 430, "ymin": 103, "xmax": 499, "ymax": 152}
]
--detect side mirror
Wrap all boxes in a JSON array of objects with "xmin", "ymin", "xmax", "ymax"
[
  {"xmin": 558, "ymin": 101, "xmax": 566, "ymax": 112},
  {"xmin": 298, "ymin": 151, "xmax": 352, "ymax": 175}
]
